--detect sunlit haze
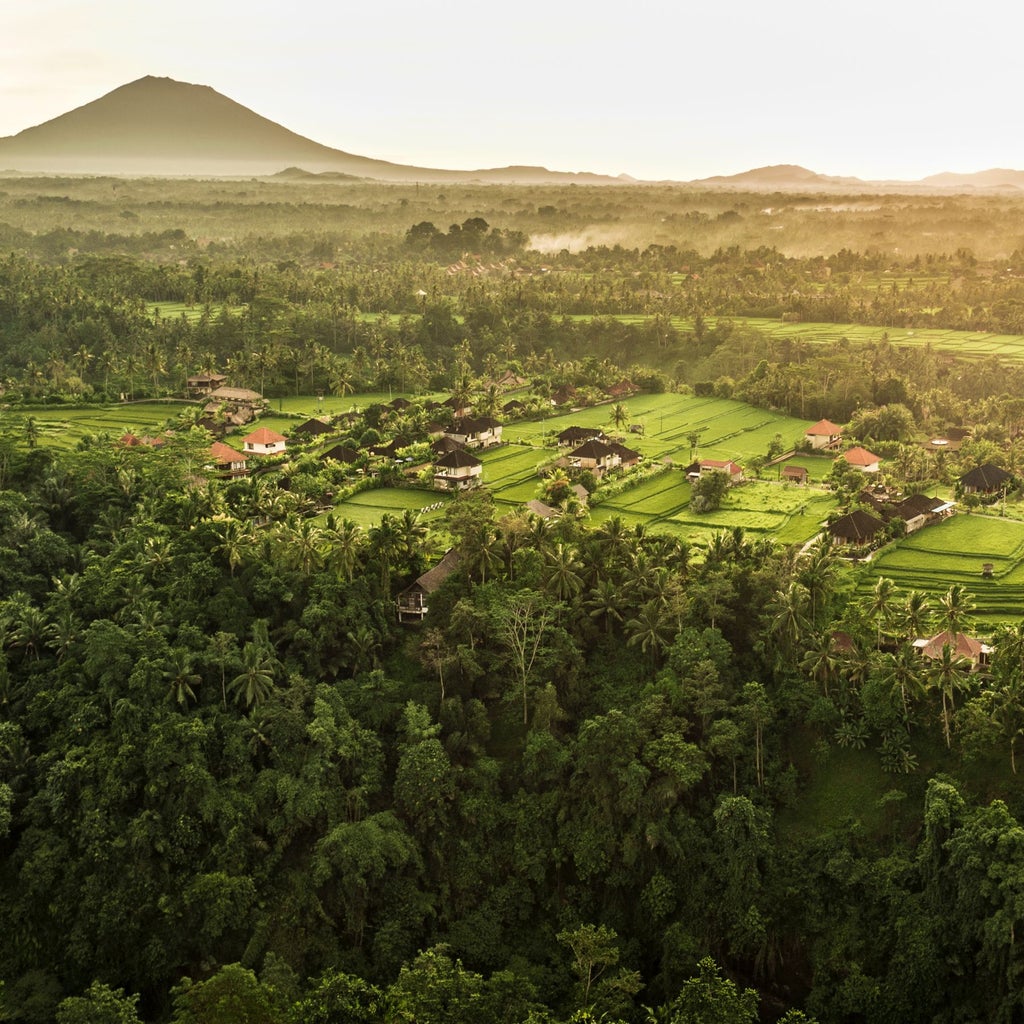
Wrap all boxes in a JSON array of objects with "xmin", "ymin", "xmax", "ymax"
[{"xmin": 1, "ymin": 0, "xmax": 1018, "ymax": 182}]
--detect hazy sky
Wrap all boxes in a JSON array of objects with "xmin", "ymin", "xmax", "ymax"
[{"xmin": 1, "ymin": 0, "xmax": 1018, "ymax": 181}]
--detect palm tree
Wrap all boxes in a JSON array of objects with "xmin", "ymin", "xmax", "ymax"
[
  {"xmin": 585, "ymin": 578, "xmax": 626, "ymax": 634},
  {"xmin": 767, "ymin": 581, "xmax": 810, "ymax": 668},
  {"xmin": 368, "ymin": 514, "xmax": 403, "ymax": 591},
  {"xmin": 938, "ymin": 583, "xmax": 975, "ymax": 637},
  {"xmin": 902, "ymin": 590, "xmax": 933, "ymax": 641},
  {"xmin": 22, "ymin": 417, "xmax": 39, "ymax": 450},
  {"xmin": 285, "ymin": 518, "xmax": 325, "ymax": 575},
  {"xmin": 799, "ymin": 632, "xmax": 840, "ymax": 699},
  {"xmin": 625, "ymin": 599, "xmax": 675, "ymax": 667},
  {"xmin": 397, "ymin": 509, "xmax": 427, "ymax": 562},
  {"xmin": 798, "ymin": 536, "xmax": 837, "ymax": 628},
  {"xmin": 877, "ymin": 644, "xmax": 926, "ymax": 728},
  {"xmin": 544, "ymin": 543, "xmax": 583, "ymax": 602},
  {"xmin": 346, "ymin": 625, "xmax": 382, "ymax": 675},
  {"xmin": 215, "ymin": 518, "xmax": 251, "ymax": 576},
  {"xmin": 988, "ymin": 674, "xmax": 1024, "ymax": 773},
  {"xmin": 609, "ymin": 402, "xmax": 630, "ymax": 433},
  {"xmin": 867, "ymin": 576, "xmax": 898, "ymax": 649},
  {"xmin": 165, "ymin": 649, "xmax": 201, "ymax": 707},
  {"xmin": 926, "ymin": 643, "xmax": 973, "ymax": 748},
  {"xmin": 462, "ymin": 522, "xmax": 504, "ymax": 584},
  {"xmin": 229, "ymin": 642, "xmax": 279, "ymax": 709},
  {"xmin": 44, "ymin": 607, "xmax": 81, "ymax": 663},
  {"xmin": 324, "ymin": 515, "xmax": 362, "ymax": 580}
]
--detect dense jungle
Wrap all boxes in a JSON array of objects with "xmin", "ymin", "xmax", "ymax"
[{"xmin": 3, "ymin": 174, "xmax": 1024, "ymax": 1023}]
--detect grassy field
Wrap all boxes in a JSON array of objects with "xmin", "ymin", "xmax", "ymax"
[
  {"xmin": 5, "ymin": 401, "xmax": 190, "ymax": 449},
  {"xmin": 145, "ymin": 301, "xmax": 244, "ymax": 322},
  {"xmin": 856, "ymin": 514, "xmax": 1024, "ymax": 623},
  {"xmin": 316, "ymin": 488, "xmax": 451, "ymax": 529},
  {"xmin": 147, "ymin": 301, "xmax": 1024, "ymax": 364},
  {"xmin": 558, "ymin": 313, "xmax": 1024, "ymax": 363}
]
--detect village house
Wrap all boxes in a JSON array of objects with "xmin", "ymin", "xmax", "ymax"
[
  {"xmin": 892, "ymin": 493, "xmax": 951, "ymax": 533},
  {"xmin": 853, "ymin": 487, "xmax": 951, "ymax": 537},
  {"xmin": 203, "ymin": 386, "xmax": 267, "ymax": 427},
  {"xmin": 431, "ymin": 436, "xmax": 465, "ymax": 455},
  {"xmin": 242, "ymin": 427, "xmax": 287, "ymax": 456},
  {"xmin": 607, "ymin": 442, "xmax": 642, "ymax": 469},
  {"xmin": 697, "ymin": 459, "xmax": 745, "ymax": 485},
  {"xmin": 913, "ymin": 630, "xmax": 992, "ymax": 671},
  {"xmin": 841, "ymin": 446, "xmax": 882, "ymax": 473},
  {"xmin": 828, "ymin": 509, "xmax": 886, "ymax": 546},
  {"xmin": 959, "ymin": 463, "xmax": 1012, "ymax": 495},
  {"xmin": 491, "ymin": 370, "xmax": 529, "ymax": 391},
  {"xmin": 568, "ymin": 439, "xmax": 621, "ymax": 477},
  {"xmin": 441, "ymin": 395, "xmax": 473, "ymax": 418},
  {"xmin": 185, "ymin": 372, "xmax": 227, "ymax": 398},
  {"xmin": 444, "ymin": 416, "xmax": 503, "ymax": 449},
  {"xmin": 368, "ymin": 437, "xmax": 411, "ymax": 460},
  {"xmin": 782, "ymin": 465, "xmax": 808, "ymax": 484},
  {"xmin": 320, "ymin": 444, "xmax": 361, "ymax": 467},
  {"xmin": 550, "ymin": 384, "xmax": 578, "ymax": 407},
  {"xmin": 396, "ymin": 549, "xmax": 462, "ymax": 622},
  {"xmin": 805, "ymin": 418, "xmax": 843, "ymax": 450},
  {"xmin": 525, "ymin": 499, "xmax": 560, "ymax": 519},
  {"xmin": 120, "ymin": 432, "xmax": 167, "ymax": 448},
  {"xmin": 291, "ymin": 417, "xmax": 332, "ymax": 440},
  {"xmin": 605, "ymin": 379, "xmax": 639, "ymax": 399},
  {"xmin": 557, "ymin": 425, "xmax": 606, "ymax": 447},
  {"xmin": 433, "ymin": 449, "xmax": 483, "ymax": 490},
  {"xmin": 208, "ymin": 441, "xmax": 249, "ymax": 478}
]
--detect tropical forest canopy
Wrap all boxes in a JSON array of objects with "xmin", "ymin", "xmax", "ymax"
[{"xmin": 4, "ymin": 174, "xmax": 1024, "ymax": 1022}]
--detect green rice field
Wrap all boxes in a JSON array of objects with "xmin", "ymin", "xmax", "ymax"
[
  {"xmin": 145, "ymin": 302, "xmax": 244, "ymax": 322},
  {"xmin": 5, "ymin": 402, "xmax": 190, "ymax": 449},
  {"xmin": 561, "ymin": 314, "xmax": 1024, "ymax": 363},
  {"xmin": 319, "ymin": 488, "xmax": 451, "ymax": 529},
  {"xmin": 857, "ymin": 514, "xmax": 1024, "ymax": 623}
]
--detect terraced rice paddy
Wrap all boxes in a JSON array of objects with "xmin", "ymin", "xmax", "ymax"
[
  {"xmin": 857, "ymin": 514, "xmax": 1024, "ymax": 623},
  {"xmin": 562, "ymin": 314, "xmax": 1024, "ymax": 363},
  {"xmin": 6, "ymin": 402, "xmax": 189, "ymax": 449},
  {"xmin": 323, "ymin": 488, "xmax": 451, "ymax": 529}
]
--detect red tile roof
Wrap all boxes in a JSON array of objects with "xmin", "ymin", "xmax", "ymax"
[
  {"xmin": 807, "ymin": 418, "xmax": 842, "ymax": 435},
  {"xmin": 842, "ymin": 446, "xmax": 881, "ymax": 466},
  {"xmin": 243, "ymin": 427, "xmax": 286, "ymax": 445}
]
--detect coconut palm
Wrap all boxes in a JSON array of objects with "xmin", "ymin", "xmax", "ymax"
[
  {"xmin": 867, "ymin": 576, "xmax": 898, "ymax": 649},
  {"xmin": 544, "ymin": 543, "xmax": 584, "ymax": 602},
  {"xmin": 229, "ymin": 642, "xmax": 279, "ymax": 709},
  {"xmin": 902, "ymin": 590, "xmax": 933, "ymax": 641},
  {"xmin": 877, "ymin": 644, "xmax": 927, "ymax": 728},
  {"xmin": 625, "ymin": 599, "xmax": 675, "ymax": 665},
  {"xmin": 926, "ymin": 643, "xmax": 973, "ymax": 748},
  {"xmin": 938, "ymin": 583, "xmax": 975, "ymax": 637},
  {"xmin": 609, "ymin": 402, "xmax": 630, "ymax": 432},
  {"xmin": 586, "ymin": 578, "xmax": 626, "ymax": 634},
  {"xmin": 324, "ymin": 515, "xmax": 362, "ymax": 580},
  {"xmin": 800, "ymin": 632, "xmax": 841, "ymax": 700},
  {"xmin": 165, "ymin": 649, "xmax": 201, "ymax": 708}
]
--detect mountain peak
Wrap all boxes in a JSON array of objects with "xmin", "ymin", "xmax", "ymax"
[{"xmin": 0, "ymin": 76, "xmax": 626, "ymax": 183}]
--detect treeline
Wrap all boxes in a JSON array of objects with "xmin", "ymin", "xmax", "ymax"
[{"xmin": 8, "ymin": 244, "xmax": 1024, "ymax": 412}]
